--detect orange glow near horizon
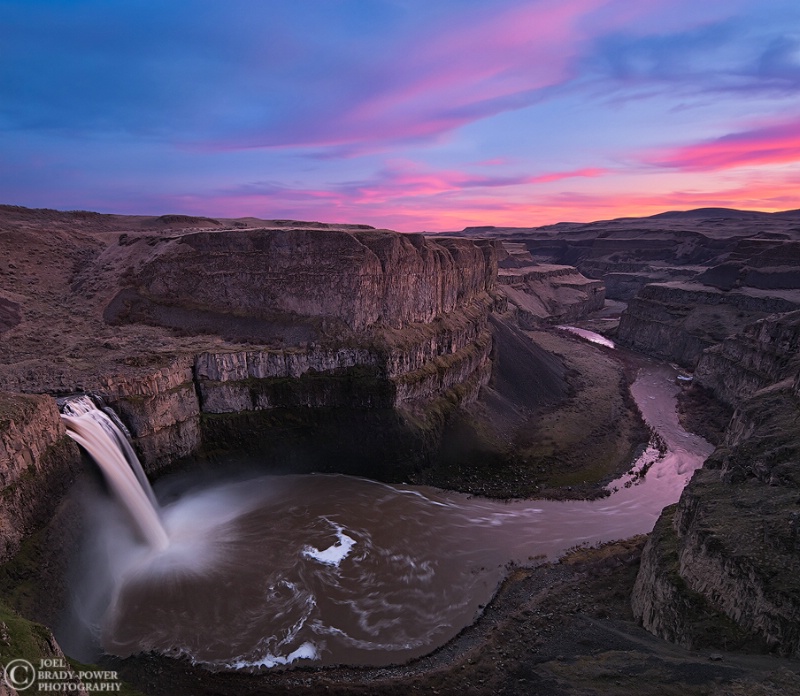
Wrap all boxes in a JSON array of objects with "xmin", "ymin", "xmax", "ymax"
[
  {"xmin": 186, "ymin": 166, "xmax": 800, "ymax": 232},
  {"xmin": 4, "ymin": 1, "xmax": 800, "ymax": 232}
]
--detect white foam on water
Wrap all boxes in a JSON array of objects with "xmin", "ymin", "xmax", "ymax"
[
  {"xmin": 310, "ymin": 623, "xmax": 424, "ymax": 652},
  {"xmin": 226, "ymin": 641, "xmax": 320, "ymax": 669},
  {"xmin": 302, "ymin": 519, "xmax": 357, "ymax": 567}
]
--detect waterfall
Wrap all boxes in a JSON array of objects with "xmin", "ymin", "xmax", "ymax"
[{"xmin": 60, "ymin": 396, "xmax": 170, "ymax": 551}]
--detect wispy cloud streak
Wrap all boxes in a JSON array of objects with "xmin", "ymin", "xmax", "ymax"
[
  {"xmin": 645, "ymin": 119, "xmax": 800, "ymax": 171},
  {"xmin": 2, "ymin": 0, "xmax": 800, "ymax": 228}
]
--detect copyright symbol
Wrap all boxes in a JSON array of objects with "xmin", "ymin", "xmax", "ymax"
[{"xmin": 3, "ymin": 658, "xmax": 36, "ymax": 691}]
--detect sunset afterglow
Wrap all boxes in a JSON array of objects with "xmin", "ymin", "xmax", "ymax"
[{"xmin": 2, "ymin": 0, "xmax": 799, "ymax": 230}]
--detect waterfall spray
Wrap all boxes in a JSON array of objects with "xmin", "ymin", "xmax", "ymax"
[{"xmin": 61, "ymin": 396, "xmax": 169, "ymax": 551}]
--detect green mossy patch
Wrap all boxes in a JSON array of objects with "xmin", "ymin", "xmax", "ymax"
[
  {"xmin": 0, "ymin": 599, "xmax": 146, "ymax": 696},
  {"xmin": 0, "ymin": 392, "xmax": 45, "ymax": 430},
  {"xmin": 202, "ymin": 364, "xmax": 396, "ymax": 410},
  {"xmin": 0, "ymin": 526, "xmax": 49, "ymax": 619},
  {"xmin": 0, "ymin": 599, "xmax": 56, "ymax": 667}
]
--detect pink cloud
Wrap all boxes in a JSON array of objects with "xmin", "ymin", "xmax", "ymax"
[
  {"xmin": 473, "ymin": 157, "xmax": 514, "ymax": 167},
  {"xmin": 645, "ymin": 118, "xmax": 800, "ymax": 171},
  {"xmin": 166, "ymin": 164, "xmax": 612, "ymax": 230},
  {"xmin": 480, "ymin": 174, "xmax": 800, "ymax": 226},
  {"xmin": 528, "ymin": 168, "xmax": 608, "ymax": 184},
  {"xmin": 343, "ymin": 0, "xmax": 607, "ymax": 135},
  {"xmin": 206, "ymin": 0, "xmax": 688, "ymax": 154},
  {"xmin": 376, "ymin": 162, "xmax": 606, "ymax": 194},
  {"xmin": 148, "ymin": 161, "xmax": 800, "ymax": 234},
  {"xmin": 149, "ymin": 172, "xmax": 799, "ymax": 233}
]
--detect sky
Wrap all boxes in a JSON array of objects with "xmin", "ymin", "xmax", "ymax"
[{"xmin": 2, "ymin": 0, "xmax": 800, "ymax": 232}]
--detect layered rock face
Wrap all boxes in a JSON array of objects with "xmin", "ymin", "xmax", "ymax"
[
  {"xmin": 0, "ymin": 215, "xmax": 498, "ymax": 556},
  {"xmin": 497, "ymin": 263, "xmax": 605, "ymax": 328},
  {"xmin": 633, "ymin": 311, "xmax": 800, "ymax": 655},
  {"xmin": 19, "ymin": 227, "xmax": 496, "ymax": 473},
  {"xmin": 617, "ymin": 282, "xmax": 800, "ymax": 367},
  {"xmin": 458, "ymin": 210, "xmax": 800, "ymax": 302},
  {"xmin": 97, "ymin": 309, "xmax": 494, "ymax": 472},
  {"xmin": 102, "ymin": 229, "xmax": 495, "ymax": 335},
  {"xmin": 591, "ymin": 227, "xmax": 800, "ymax": 366},
  {"xmin": 95, "ymin": 357, "xmax": 201, "ymax": 470},
  {"xmin": 694, "ymin": 310, "xmax": 800, "ymax": 406},
  {"xmin": 697, "ymin": 240, "xmax": 800, "ymax": 291},
  {"xmin": 0, "ymin": 393, "xmax": 80, "ymax": 563}
]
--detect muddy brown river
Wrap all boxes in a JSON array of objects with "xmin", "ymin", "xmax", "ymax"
[{"xmin": 66, "ymin": 356, "xmax": 712, "ymax": 670}]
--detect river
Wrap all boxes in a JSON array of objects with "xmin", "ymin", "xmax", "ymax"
[{"xmin": 68, "ymin": 331, "xmax": 713, "ymax": 670}]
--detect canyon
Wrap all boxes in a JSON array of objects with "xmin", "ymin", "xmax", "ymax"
[
  {"xmin": 461, "ymin": 209, "xmax": 800, "ymax": 664},
  {"xmin": 2, "ymin": 204, "xmax": 800, "ymax": 695}
]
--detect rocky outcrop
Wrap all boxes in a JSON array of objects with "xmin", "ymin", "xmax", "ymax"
[
  {"xmin": 631, "ymin": 505, "xmax": 757, "ymax": 651},
  {"xmin": 28, "ymin": 229, "xmax": 496, "ymax": 473},
  {"xmin": 101, "ymin": 229, "xmax": 495, "ymax": 337},
  {"xmin": 579, "ymin": 262, "xmax": 700, "ymax": 301},
  {"xmin": 635, "ymin": 443, "xmax": 800, "ymax": 656},
  {"xmin": 0, "ymin": 603, "xmax": 89, "ymax": 696},
  {"xmin": 617, "ymin": 282, "xmax": 800, "ymax": 367},
  {"xmin": 496, "ymin": 241, "xmax": 534, "ymax": 268},
  {"xmin": 633, "ymin": 310, "xmax": 800, "ymax": 656},
  {"xmin": 674, "ymin": 471, "xmax": 800, "ymax": 654},
  {"xmin": 694, "ymin": 310, "xmax": 800, "ymax": 406},
  {"xmin": 0, "ymin": 393, "xmax": 80, "ymax": 563},
  {"xmin": 697, "ymin": 241, "xmax": 800, "ymax": 291},
  {"xmin": 94, "ymin": 301, "xmax": 493, "ymax": 471},
  {"xmin": 498, "ymin": 264, "xmax": 605, "ymax": 328}
]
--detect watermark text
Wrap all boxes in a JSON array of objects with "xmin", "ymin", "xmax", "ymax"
[{"xmin": 3, "ymin": 657, "xmax": 122, "ymax": 692}]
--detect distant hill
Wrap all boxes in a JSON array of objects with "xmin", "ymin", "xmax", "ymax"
[{"xmin": 648, "ymin": 207, "xmax": 800, "ymax": 221}]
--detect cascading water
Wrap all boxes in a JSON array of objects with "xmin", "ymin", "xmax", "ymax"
[
  {"xmin": 58, "ymin": 358, "xmax": 713, "ymax": 670},
  {"xmin": 60, "ymin": 396, "xmax": 169, "ymax": 551}
]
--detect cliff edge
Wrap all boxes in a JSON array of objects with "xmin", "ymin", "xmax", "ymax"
[{"xmin": 632, "ymin": 311, "xmax": 800, "ymax": 655}]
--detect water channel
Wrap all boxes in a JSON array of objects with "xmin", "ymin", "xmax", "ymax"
[{"xmin": 67, "ymin": 331, "xmax": 713, "ymax": 670}]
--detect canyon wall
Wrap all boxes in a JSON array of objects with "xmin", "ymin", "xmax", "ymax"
[
  {"xmin": 102, "ymin": 230, "xmax": 496, "ymax": 337},
  {"xmin": 616, "ymin": 282, "xmax": 800, "ymax": 367},
  {"xmin": 95, "ymin": 357, "xmax": 201, "ymax": 470},
  {"xmin": 95, "ymin": 302, "xmax": 494, "ymax": 474},
  {"xmin": 3, "ymin": 229, "xmax": 495, "ymax": 473},
  {"xmin": 0, "ymin": 224, "xmax": 499, "ymax": 560},
  {"xmin": 497, "ymin": 264, "xmax": 605, "ymax": 328},
  {"xmin": 96, "ymin": 230, "xmax": 496, "ymax": 473},
  {"xmin": 633, "ymin": 311, "xmax": 800, "ymax": 655},
  {"xmin": 0, "ymin": 393, "xmax": 80, "ymax": 563},
  {"xmin": 694, "ymin": 310, "xmax": 800, "ymax": 406}
]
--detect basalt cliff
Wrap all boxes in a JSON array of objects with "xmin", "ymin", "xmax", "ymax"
[
  {"xmin": 631, "ymin": 309, "xmax": 800, "ymax": 656},
  {"xmin": 0, "ymin": 208, "xmax": 510, "ymax": 565},
  {"xmin": 2, "ymin": 203, "xmax": 622, "ymax": 565},
  {"xmin": 460, "ymin": 209, "xmax": 800, "ymax": 367},
  {"xmin": 458, "ymin": 208, "xmax": 800, "ymax": 660}
]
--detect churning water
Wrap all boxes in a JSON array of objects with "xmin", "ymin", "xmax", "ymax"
[{"xmin": 61, "ymin": 359, "xmax": 712, "ymax": 670}]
